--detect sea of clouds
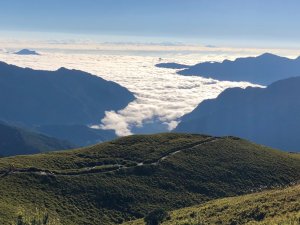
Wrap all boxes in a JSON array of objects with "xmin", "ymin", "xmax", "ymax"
[{"xmin": 0, "ymin": 45, "xmax": 267, "ymax": 136}]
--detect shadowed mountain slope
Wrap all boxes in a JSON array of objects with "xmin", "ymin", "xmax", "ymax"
[
  {"xmin": 0, "ymin": 122, "xmax": 73, "ymax": 156},
  {"xmin": 0, "ymin": 61, "xmax": 135, "ymax": 126},
  {"xmin": 36, "ymin": 124, "xmax": 116, "ymax": 147},
  {"xmin": 175, "ymin": 77, "xmax": 300, "ymax": 152}
]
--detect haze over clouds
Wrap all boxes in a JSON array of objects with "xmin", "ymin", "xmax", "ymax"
[
  {"xmin": 0, "ymin": 42, "xmax": 272, "ymax": 136},
  {"xmin": 1, "ymin": 0, "xmax": 300, "ymax": 48},
  {"xmin": 1, "ymin": 34, "xmax": 300, "ymax": 57}
]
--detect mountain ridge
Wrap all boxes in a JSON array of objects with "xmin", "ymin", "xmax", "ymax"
[
  {"xmin": 0, "ymin": 133, "xmax": 299, "ymax": 224},
  {"xmin": 158, "ymin": 53, "xmax": 300, "ymax": 85},
  {"xmin": 175, "ymin": 76, "xmax": 300, "ymax": 152},
  {"xmin": 0, "ymin": 61, "xmax": 135, "ymax": 126}
]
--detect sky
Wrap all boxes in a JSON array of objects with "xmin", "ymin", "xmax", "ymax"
[{"xmin": 0, "ymin": 0, "xmax": 300, "ymax": 47}]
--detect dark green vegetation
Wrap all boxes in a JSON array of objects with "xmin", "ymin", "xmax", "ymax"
[
  {"xmin": 16, "ymin": 214, "xmax": 50, "ymax": 225},
  {"xmin": 0, "ymin": 122, "xmax": 73, "ymax": 156},
  {"xmin": 144, "ymin": 209, "xmax": 169, "ymax": 225},
  {"xmin": 0, "ymin": 133, "xmax": 299, "ymax": 224},
  {"xmin": 125, "ymin": 184, "xmax": 300, "ymax": 225},
  {"xmin": 175, "ymin": 76, "xmax": 300, "ymax": 152}
]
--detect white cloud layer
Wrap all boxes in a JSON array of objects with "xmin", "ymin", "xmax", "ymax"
[{"xmin": 0, "ymin": 47, "xmax": 265, "ymax": 136}]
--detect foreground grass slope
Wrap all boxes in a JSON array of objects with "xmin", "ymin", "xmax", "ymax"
[
  {"xmin": 0, "ymin": 133, "xmax": 299, "ymax": 224},
  {"xmin": 125, "ymin": 184, "xmax": 300, "ymax": 225}
]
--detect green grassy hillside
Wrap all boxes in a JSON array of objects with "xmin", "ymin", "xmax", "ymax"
[
  {"xmin": 0, "ymin": 133, "xmax": 299, "ymax": 225},
  {"xmin": 124, "ymin": 184, "xmax": 300, "ymax": 225}
]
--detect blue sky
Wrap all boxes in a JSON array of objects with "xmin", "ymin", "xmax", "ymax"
[{"xmin": 0, "ymin": 0, "xmax": 300, "ymax": 47}]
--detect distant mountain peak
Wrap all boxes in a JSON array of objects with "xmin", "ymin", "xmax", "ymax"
[
  {"xmin": 14, "ymin": 49, "xmax": 40, "ymax": 56},
  {"xmin": 56, "ymin": 67, "xmax": 70, "ymax": 72},
  {"xmin": 258, "ymin": 52, "xmax": 279, "ymax": 58},
  {"xmin": 255, "ymin": 52, "xmax": 289, "ymax": 60},
  {"xmin": 155, "ymin": 62, "xmax": 190, "ymax": 69},
  {"xmin": 232, "ymin": 53, "xmax": 284, "ymax": 63}
]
